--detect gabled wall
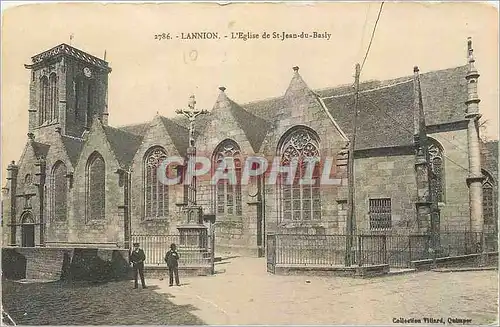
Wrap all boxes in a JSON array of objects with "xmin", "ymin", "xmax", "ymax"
[
  {"xmin": 71, "ymin": 119, "xmax": 124, "ymax": 244},
  {"xmin": 260, "ymin": 70, "xmax": 349, "ymax": 236}
]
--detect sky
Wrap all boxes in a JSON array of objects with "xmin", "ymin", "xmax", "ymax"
[{"xmin": 1, "ymin": 2, "xmax": 499, "ymax": 176}]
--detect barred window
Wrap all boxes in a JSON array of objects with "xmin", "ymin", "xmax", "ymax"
[
  {"xmin": 86, "ymin": 152, "xmax": 105, "ymax": 221},
  {"xmin": 369, "ymin": 198, "xmax": 392, "ymax": 230},
  {"xmin": 51, "ymin": 161, "xmax": 67, "ymax": 221},
  {"xmin": 278, "ymin": 127, "xmax": 321, "ymax": 222},
  {"xmin": 144, "ymin": 147, "xmax": 169, "ymax": 219},
  {"xmin": 482, "ymin": 170, "xmax": 495, "ymax": 225},
  {"xmin": 213, "ymin": 140, "xmax": 242, "ymax": 216},
  {"xmin": 429, "ymin": 141, "xmax": 445, "ymax": 202}
]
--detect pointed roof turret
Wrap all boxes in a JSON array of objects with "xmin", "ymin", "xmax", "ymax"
[
  {"xmin": 285, "ymin": 65, "xmax": 315, "ymax": 97},
  {"xmin": 210, "ymin": 86, "xmax": 271, "ymax": 152}
]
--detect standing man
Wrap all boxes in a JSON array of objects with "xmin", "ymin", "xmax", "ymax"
[
  {"xmin": 164, "ymin": 243, "xmax": 180, "ymax": 286},
  {"xmin": 130, "ymin": 242, "xmax": 147, "ymax": 289}
]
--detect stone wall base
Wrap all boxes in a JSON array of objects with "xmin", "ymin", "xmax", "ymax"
[
  {"xmin": 215, "ymin": 244, "xmax": 263, "ymax": 257},
  {"xmin": 144, "ymin": 265, "xmax": 213, "ymax": 279},
  {"xmin": 1, "ymin": 247, "xmax": 131, "ymax": 282},
  {"xmin": 411, "ymin": 252, "xmax": 498, "ymax": 270},
  {"xmin": 273, "ymin": 264, "xmax": 390, "ymax": 278}
]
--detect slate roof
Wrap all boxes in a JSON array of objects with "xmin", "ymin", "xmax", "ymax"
[
  {"xmin": 320, "ymin": 66, "xmax": 469, "ymax": 150},
  {"xmin": 228, "ymin": 99, "xmax": 272, "ymax": 152},
  {"xmin": 31, "ymin": 141, "xmax": 50, "ymax": 160},
  {"xmin": 118, "ymin": 123, "xmax": 150, "ymax": 137},
  {"xmin": 92, "ymin": 64, "xmax": 474, "ymax": 161},
  {"xmin": 102, "ymin": 126, "xmax": 143, "ymax": 168},
  {"xmin": 210, "ymin": 65, "xmax": 470, "ymax": 151},
  {"xmin": 61, "ymin": 136, "xmax": 85, "ymax": 167},
  {"xmin": 241, "ymin": 97, "xmax": 284, "ymax": 121},
  {"xmin": 481, "ymin": 140, "xmax": 499, "ymax": 179},
  {"xmin": 159, "ymin": 116, "xmax": 190, "ymax": 156},
  {"xmin": 323, "ymin": 80, "xmax": 415, "ymax": 150}
]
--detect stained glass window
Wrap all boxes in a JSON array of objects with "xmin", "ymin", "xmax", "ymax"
[
  {"xmin": 213, "ymin": 140, "xmax": 242, "ymax": 217},
  {"xmin": 278, "ymin": 128, "xmax": 321, "ymax": 221},
  {"xmin": 482, "ymin": 170, "xmax": 495, "ymax": 226},
  {"xmin": 144, "ymin": 147, "xmax": 169, "ymax": 219},
  {"xmin": 429, "ymin": 142, "xmax": 445, "ymax": 203}
]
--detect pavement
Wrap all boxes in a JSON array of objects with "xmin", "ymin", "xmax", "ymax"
[{"xmin": 147, "ymin": 256, "xmax": 499, "ymax": 325}]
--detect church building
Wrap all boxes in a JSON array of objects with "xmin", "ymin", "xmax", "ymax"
[{"xmin": 2, "ymin": 39, "xmax": 497, "ymax": 256}]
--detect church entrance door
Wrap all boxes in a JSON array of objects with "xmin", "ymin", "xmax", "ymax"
[{"xmin": 21, "ymin": 212, "xmax": 35, "ymax": 247}]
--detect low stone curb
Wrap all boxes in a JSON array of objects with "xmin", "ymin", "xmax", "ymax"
[
  {"xmin": 386, "ymin": 269, "xmax": 417, "ymax": 276},
  {"xmin": 431, "ymin": 267, "xmax": 498, "ymax": 273}
]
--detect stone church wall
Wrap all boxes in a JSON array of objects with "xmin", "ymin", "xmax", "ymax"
[
  {"xmin": 195, "ymin": 101, "xmax": 261, "ymax": 255},
  {"xmin": 354, "ymin": 149, "xmax": 417, "ymax": 233},
  {"xmin": 259, "ymin": 80, "xmax": 350, "ymax": 236},
  {"xmin": 129, "ymin": 117, "xmax": 186, "ymax": 237},
  {"xmin": 71, "ymin": 127, "xmax": 124, "ymax": 245},
  {"xmin": 428, "ymin": 129, "xmax": 470, "ymax": 231}
]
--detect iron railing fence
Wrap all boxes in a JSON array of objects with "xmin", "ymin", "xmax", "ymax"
[
  {"xmin": 130, "ymin": 234, "xmax": 213, "ymax": 267},
  {"xmin": 268, "ymin": 232, "xmax": 498, "ymax": 268}
]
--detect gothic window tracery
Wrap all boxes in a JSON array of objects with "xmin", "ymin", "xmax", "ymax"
[
  {"xmin": 482, "ymin": 170, "xmax": 496, "ymax": 226},
  {"xmin": 39, "ymin": 74, "xmax": 58, "ymax": 125},
  {"xmin": 278, "ymin": 127, "xmax": 321, "ymax": 222},
  {"xmin": 428, "ymin": 141, "xmax": 445, "ymax": 203},
  {"xmin": 86, "ymin": 152, "xmax": 105, "ymax": 221},
  {"xmin": 213, "ymin": 140, "xmax": 242, "ymax": 216},
  {"xmin": 144, "ymin": 147, "xmax": 169, "ymax": 219}
]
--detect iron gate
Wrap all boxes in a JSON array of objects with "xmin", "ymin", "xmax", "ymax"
[{"xmin": 266, "ymin": 233, "xmax": 276, "ymax": 274}]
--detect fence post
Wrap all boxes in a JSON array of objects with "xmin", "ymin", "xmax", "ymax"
[
  {"xmin": 383, "ymin": 235, "xmax": 387, "ymax": 265},
  {"xmin": 408, "ymin": 236, "xmax": 412, "ymax": 263},
  {"xmin": 210, "ymin": 230, "xmax": 215, "ymax": 274},
  {"xmin": 358, "ymin": 235, "xmax": 363, "ymax": 267}
]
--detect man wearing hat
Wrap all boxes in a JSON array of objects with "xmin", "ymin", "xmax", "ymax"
[
  {"xmin": 164, "ymin": 243, "xmax": 180, "ymax": 286},
  {"xmin": 129, "ymin": 242, "xmax": 147, "ymax": 289}
]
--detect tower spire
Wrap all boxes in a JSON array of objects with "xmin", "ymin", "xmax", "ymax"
[{"xmin": 467, "ymin": 37, "xmax": 478, "ymax": 74}]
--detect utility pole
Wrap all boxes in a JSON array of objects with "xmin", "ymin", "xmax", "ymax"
[{"xmin": 346, "ymin": 63, "xmax": 361, "ymax": 267}]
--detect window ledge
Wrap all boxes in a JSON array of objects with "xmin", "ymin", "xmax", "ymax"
[
  {"xmin": 85, "ymin": 220, "xmax": 106, "ymax": 226},
  {"xmin": 369, "ymin": 228, "xmax": 392, "ymax": 233},
  {"xmin": 142, "ymin": 217, "xmax": 170, "ymax": 222}
]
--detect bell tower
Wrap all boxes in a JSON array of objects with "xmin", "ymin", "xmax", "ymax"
[{"xmin": 25, "ymin": 43, "xmax": 112, "ymax": 139}]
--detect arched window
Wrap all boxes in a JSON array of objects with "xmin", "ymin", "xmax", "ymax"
[
  {"xmin": 49, "ymin": 73, "xmax": 58, "ymax": 122},
  {"xmin": 482, "ymin": 170, "xmax": 496, "ymax": 226},
  {"xmin": 213, "ymin": 140, "xmax": 242, "ymax": 216},
  {"xmin": 86, "ymin": 152, "xmax": 105, "ymax": 221},
  {"xmin": 278, "ymin": 127, "xmax": 321, "ymax": 221},
  {"xmin": 51, "ymin": 161, "xmax": 67, "ymax": 221},
  {"xmin": 428, "ymin": 140, "xmax": 445, "ymax": 203},
  {"xmin": 40, "ymin": 76, "xmax": 49, "ymax": 124},
  {"xmin": 144, "ymin": 147, "xmax": 169, "ymax": 219}
]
